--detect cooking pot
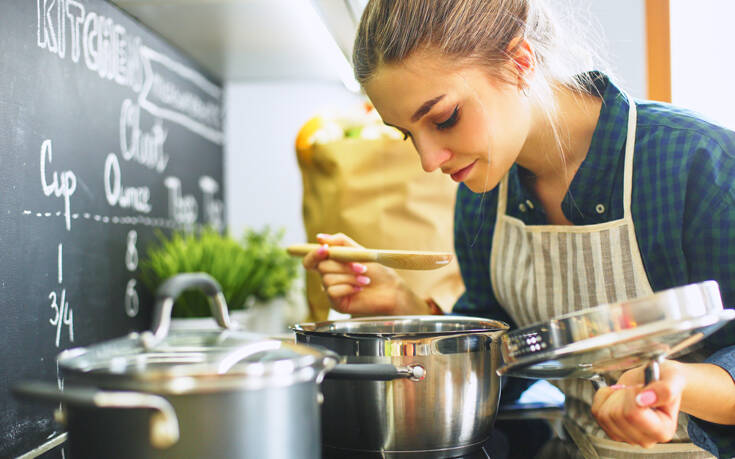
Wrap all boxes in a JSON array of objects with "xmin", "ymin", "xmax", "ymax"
[
  {"xmin": 14, "ymin": 273, "xmax": 336, "ymax": 459},
  {"xmin": 293, "ymin": 315, "xmax": 509, "ymax": 458}
]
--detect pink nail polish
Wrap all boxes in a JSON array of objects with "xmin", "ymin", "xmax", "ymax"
[
  {"xmin": 317, "ymin": 245, "xmax": 328, "ymax": 256},
  {"xmin": 356, "ymin": 275, "xmax": 371, "ymax": 285},
  {"xmin": 316, "ymin": 233, "xmax": 329, "ymax": 239},
  {"xmin": 635, "ymin": 390, "xmax": 657, "ymax": 407},
  {"xmin": 353, "ymin": 286, "xmax": 363, "ymax": 292},
  {"xmin": 609, "ymin": 384, "xmax": 626, "ymax": 390},
  {"xmin": 351, "ymin": 263, "xmax": 367, "ymax": 274}
]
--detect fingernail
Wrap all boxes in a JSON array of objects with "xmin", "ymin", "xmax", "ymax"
[
  {"xmin": 316, "ymin": 244, "xmax": 328, "ymax": 256},
  {"xmin": 316, "ymin": 233, "xmax": 329, "ymax": 239},
  {"xmin": 353, "ymin": 286, "xmax": 363, "ymax": 292},
  {"xmin": 609, "ymin": 384, "xmax": 626, "ymax": 390},
  {"xmin": 356, "ymin": 275, "xmax": 371, "ymax": 285},
  {"xmin": 351, "ymin": 263, "xmax": 367, "ymax": 274},
  {"xmin": 635, "ymin": 390, "xmax": 657, "ymax": 407}
]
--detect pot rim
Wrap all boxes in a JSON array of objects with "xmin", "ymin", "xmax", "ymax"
[{"xmin": 292, "ymin": 315, "xmax": 509, "ymax": 340}]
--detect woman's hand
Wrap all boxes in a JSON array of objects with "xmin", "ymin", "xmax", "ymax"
[
  {"xmin": 301, "ymin": 233, "xmax": 431, "ymax": 316},
  {"xmin": 591, "ymin": 360, "xmax": 686, "ymax": 448}
]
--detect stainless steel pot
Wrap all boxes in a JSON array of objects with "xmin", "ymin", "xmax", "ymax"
[
  {"xmin": 14, "ymin": 273, "xmax": 336, "ymax": 459},
  {"xmin": 293, "ymin": 315, "xmax": 509, "ymax": 458}
]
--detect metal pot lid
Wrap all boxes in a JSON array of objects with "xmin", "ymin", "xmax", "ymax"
[
  {"xmin": 57, "ymin": 329, "xmax": 333, "ymax": 393},
  {"xmin": 498, "ymin": 280, "xmax": 735, "ymax": 380},
  {"xmin": 293, "ymin": 315, "xmax": 509, "ymax": 339},
  {"xmin": 56, "ymin": 273, "xmax": 336, "ymax": 393}
]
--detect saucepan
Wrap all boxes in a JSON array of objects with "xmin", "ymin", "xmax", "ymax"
[
  {"xmin": 293, "ymin": 315, "xmax": 509, "ymax": 458},
  {"xmin": 14, "ymin": 273, "xmax": 337, "ymax": 459},
  {"xmin": 498, "ymin": 280, "xmax": 735, "ymax": 385}
]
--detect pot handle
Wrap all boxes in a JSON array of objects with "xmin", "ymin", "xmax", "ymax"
[
  {"xmin": 326, "ymin": 363, "xmax": 426, "ymax": 381},
  {"xmin": 589, "ymin": 357, "xmax": 662, "ymax": 391},
  {"xmin": 142, "ymin": 272, "xmax": 236, "ymax": 349},
  {"xmin": 296, "ymin": 344, "xmax": 425, "ymax": 381},
  {"xmin": 13, "ymin": 381, "xmax": 180, "ymax": 449}
]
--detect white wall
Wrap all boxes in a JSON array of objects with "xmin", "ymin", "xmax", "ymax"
[
  {"xmin": 550, "ymin": 0, "xmax": 647, "ymax": 98},
  {"xmin": 224, "ymin": 1, "xmax": 647, "ymax": 239},
  {"xmin": 224, "ymin": 81, "xmax": 362, "ymax": 244},
  {"xmin": 670, "ymin": 0, "xmax": 735, "ymax": 129}
]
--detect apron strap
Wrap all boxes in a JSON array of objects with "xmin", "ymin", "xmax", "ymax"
[
  {"xmin": 621, "ymin": 91, "xmax": 637, "ymax": 220},
  {"xmin": 496, "ymin": 174, "xmax": 509, "ymax": 220}
]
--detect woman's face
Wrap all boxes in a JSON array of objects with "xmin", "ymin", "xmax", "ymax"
[{"xmin": 364, "ymin": 50, "xmax": 532, "ymax": 193}]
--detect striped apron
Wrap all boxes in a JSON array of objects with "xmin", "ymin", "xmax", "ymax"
[{"xmin": 490, "ymin": 93, "xmax": 713, "ymax": 458}]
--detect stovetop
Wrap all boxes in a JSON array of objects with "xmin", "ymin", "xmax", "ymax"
[
  {"xmin": 322, "ymin": 436, "xmax": 500, "ymax": 459},
  {"xmin": 323, "ymin": 446, "xmax": 492, "ymax": 459}
]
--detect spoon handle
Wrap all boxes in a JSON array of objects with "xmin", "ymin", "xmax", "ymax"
[{"xmin": 286, "ymin": 244, "xmax": 378, "ymax": 263}]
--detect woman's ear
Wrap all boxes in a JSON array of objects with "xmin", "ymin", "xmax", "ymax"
[{"xmin": 507, "ymin": 37, "xmax": 536, "ymax": 92}]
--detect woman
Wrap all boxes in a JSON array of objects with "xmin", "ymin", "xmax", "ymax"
[{"xmin": 303, "ymin": 1, "xmax": 735, "ymax": 457}]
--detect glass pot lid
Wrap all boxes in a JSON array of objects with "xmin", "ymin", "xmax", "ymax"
[
  {"xmin": 498, "ymin": 280, "xmax": 734, "ymax": 380},
  {"xmin": 57, "ymin": 273, "xmax": 335, "ymax": 393}
]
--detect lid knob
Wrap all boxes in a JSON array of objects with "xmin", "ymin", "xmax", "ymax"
[{"xmin": 141, "ymin": 273, "xmax": 236, "ymax": 350}]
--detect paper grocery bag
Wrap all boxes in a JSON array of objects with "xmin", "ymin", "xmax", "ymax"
[{"xmin": 298, "ymin": 137, "xmax": 465, "ymax": 321}]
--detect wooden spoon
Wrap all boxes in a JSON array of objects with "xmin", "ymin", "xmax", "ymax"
[{"xmin": 286, "ymin": 243, "xmax": 453, "ymax": 270}]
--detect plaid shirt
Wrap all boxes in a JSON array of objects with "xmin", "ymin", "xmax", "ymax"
[{"xmin": 453, "ymin": 72, "xmax": 735, "ymax": 457}]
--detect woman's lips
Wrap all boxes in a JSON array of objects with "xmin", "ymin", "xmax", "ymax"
[{"xmin": 450, "ymin": 160, "xmax": 477, "ymax": 182}]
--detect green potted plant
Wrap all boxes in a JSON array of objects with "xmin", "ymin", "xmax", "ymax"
[{"xmin": 140, "ymin": 227, "xmax": 301, "ymax": 332}]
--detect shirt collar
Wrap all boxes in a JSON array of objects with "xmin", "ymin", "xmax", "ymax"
[{"xmin": 561, "ymin": 71, "xmax": 631, "ymax": 224}]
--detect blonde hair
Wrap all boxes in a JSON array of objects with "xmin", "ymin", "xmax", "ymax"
[{"xmin": 353, "ymin": 0, "xmax": 608, "ymax": 100}]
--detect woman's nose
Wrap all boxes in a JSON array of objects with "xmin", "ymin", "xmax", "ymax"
[{"xmin": 415, "ymin": 138, "xmax": 452, "ymax": 173}]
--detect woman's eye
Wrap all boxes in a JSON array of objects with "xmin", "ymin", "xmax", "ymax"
[{"xmin": 436, "ymin": 106, "xmax": 459, "ymax": 130}]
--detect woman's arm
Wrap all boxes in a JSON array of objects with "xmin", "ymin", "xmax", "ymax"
[
  {"xmin": 678, "ymin": 357, "xmax": 735, "ymax": 425},
  {"xmin": 686, "ymin": 345, "xmax": 735, "ymax": 458}
]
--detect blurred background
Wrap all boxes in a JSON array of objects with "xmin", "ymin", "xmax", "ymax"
[{"xmin": 113, "ymin": 0, "xmax": 735, "ymax": 246}]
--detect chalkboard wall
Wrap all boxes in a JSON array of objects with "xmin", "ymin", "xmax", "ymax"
[{"xmin": 0, "ymin": 1, "xmax": 224, "ymax": 456}]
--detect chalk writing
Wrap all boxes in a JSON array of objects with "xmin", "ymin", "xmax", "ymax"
[
  {"xmin": 199, "ymin": 176, "xmax": 224, "ymax": 230},
  {"xmin": 40, "ymin": 140, "xmax": 76, "ymax": 231},
  {"xmin": 49, "ymin": 244, "xmax": 73, "ymax": 348},
  {"xmin": 139, "ymin": 46, "xmax": 222, "ymax": 144},
  {"xmin": 120, "ymin": 99, "xmax": 169, "ymax": 172},
  {"xmin": 125, "ymin": 230, "xmax": 138, "ymax": 271},
  {"xmin": 124, "ymin": 228, "xmax": 140, "ymax": 317},
  {"xmin": 124, "ymin": 278, "xmax": 139, "ymax": 318},
  {"xmin": 35, "ymin": 1, "xmax": 222, "ymax": 144},
  {"xmin": 164, "ymin": 176, "xmax": 197, "ymax": 225},
  {"xmin": 36, "ymin": 0, "xmax": 143, "ymax": 90},
  {"xmin": 104, "ymin": 153, "xmax": 151, "ymax": 213}
]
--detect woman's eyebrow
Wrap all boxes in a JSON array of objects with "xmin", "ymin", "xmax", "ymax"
[{"xmin": 411, "ymin": 94, "xmax": 445, "ymax": 122}]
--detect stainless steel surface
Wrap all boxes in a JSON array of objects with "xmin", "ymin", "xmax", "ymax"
[
  {"xmin": 324, "ymin": 362, "xmax": 427, "ymax": 381},
  {"xmin": 57, "ymin": 330, "xmax": 334, "ymax": 393},
  {"xmin": 294, "ymin": 314, "xmax": 504, "ymax": 338},
  {"xmin": 15, "ymin": 273, "xmax": 335, "ymax": 459},
  {"xmin": 142, "ymin": 273, "xmax": 237, "ymax": 349},
  {"xmin": 294, "ymin": 315, "xmax": 509, "ymax": 458},
  {"xmin": 14, "ymin": 382, "xmax": 180, "ymax": 449},
  {"xmin": 94, "ymin": 390, "xmax": 179, "ymax": 449},
  {"xmin": 499, "ymin": 281, "xmax": 735, "ymax": 380},
  {"xmin": 61, "ymin": 382, "xmax": 323, "ymax": 459},
  {"xmin": 322, "ymin": 440, "xmax": 491, "ymax": 459}
]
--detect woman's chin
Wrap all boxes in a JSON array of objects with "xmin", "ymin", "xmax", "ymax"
[{"xmin": 463, "ymin": 176, "xmax": 500, "ymax": 194}]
